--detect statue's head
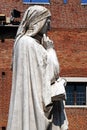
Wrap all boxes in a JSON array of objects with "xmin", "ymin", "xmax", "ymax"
[
  {"xmin": 38, "ymin": 17, "xmax": 51, "ymax": 36},
  {"xmin": 16, "ymin": 5, "xmax": 51, "ymax": 37}
]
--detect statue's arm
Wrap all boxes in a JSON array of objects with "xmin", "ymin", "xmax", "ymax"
[
  {"xmin": 41, "ymin": 34, "xmax": 60, "ymax": 83},
  {"xmin": 47, "ymin": 48, "xmax": 59, "ymax": 84}
]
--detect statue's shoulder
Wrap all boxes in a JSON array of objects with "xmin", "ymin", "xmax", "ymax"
[
  {"xmin": 17, "ymin": 35, "xmax": 37, "ymax": 46},
  {"xmin": 17, "ymin": 35, "xmax": 43, "ymax": 51},
  {"xmin": 21, "ymin": 35, "xmax": 35, "ymax": 42}
]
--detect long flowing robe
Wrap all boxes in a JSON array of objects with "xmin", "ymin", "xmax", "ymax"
[
  {"xmin": 6, "ymin": 35, "xmax": 68, "ymax": 130},
  {"xmin": 6, "ymin": 5, "xmax": 68, "ymax": 130},
  {"xmin": 6, "ymin": 35, "xmax": 59, "ymax": 130}
]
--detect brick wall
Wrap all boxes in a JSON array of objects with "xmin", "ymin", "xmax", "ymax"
[
  {"xmin": 0, "ymin": 0, "xmax": 87, "ymax": 129},
  {"xmin": 66, "ymin": 107, "xmax": 87, "ymax": 130},
  {"xmin": 50, "ymin": 0, "xmax": 87, "ymax": 29},
  {"xmin": 0, "ymin": 0, "xmax": 87, "ymax": 29},
  {"xmin": 48, "ymin": 29, "xmax": 87, "ymax": 77},
  {"xmin": 0, "ymin": 39, "xmax": 13, "ymax": 126}
]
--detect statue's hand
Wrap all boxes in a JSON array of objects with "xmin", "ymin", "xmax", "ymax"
[{"xmin": 41, "ymin": 34, "xmax": 54, "ymax": 49}]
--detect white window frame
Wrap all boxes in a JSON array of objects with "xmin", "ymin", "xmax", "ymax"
[{"xmin": 63, "ymin": 77, "xmax": 87, "ymax": 108}]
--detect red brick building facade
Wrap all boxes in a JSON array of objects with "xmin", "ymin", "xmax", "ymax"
[{"xmin": 0, "ymin": 0, "xmax": 87, "ymax": 129}]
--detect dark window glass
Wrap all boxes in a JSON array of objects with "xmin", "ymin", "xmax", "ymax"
[
  {"xmin": 2, "ymin": 127, "xmax": 6, "ymax": 130},
  {"xmin": 66, "ymin": 82, "xmax": 86, "ymax": 105}
]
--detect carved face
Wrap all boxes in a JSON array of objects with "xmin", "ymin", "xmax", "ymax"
[{"xmin": 39, "ymin": 17, "xmax": 51, "ymax": 36}]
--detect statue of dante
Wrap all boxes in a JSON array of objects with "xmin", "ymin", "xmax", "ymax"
[{"xmin": 6, "ymin": 5, "xmax": 68, "ymax": 130}]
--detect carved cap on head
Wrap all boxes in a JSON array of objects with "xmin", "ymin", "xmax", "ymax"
[{"xmin": 16, "ymin": 5, "xmax": 51, "ymax": 37}]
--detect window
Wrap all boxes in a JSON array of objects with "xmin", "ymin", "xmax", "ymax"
[
  {"xmin": 66, "ymin": 82, "xmax": 86, "ymax": 105},
  {"xmin": 23, "ymin": 0, "xmax": 50, "ymax": 4},
  {"xmin": 2, "ymin": 127, "xmax": 6, "ymax": 130},
  {"xmin": 81, "ymin": 0, "xmax": 87, "ymax": 5},
  {"xmin": 63, "ymin": 0, "xmax": 67, "ymax": 4}
]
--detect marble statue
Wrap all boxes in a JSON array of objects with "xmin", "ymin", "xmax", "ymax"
[{"xmin": 6, "ymin": 5, "xmax": 68, "ymax": 130}]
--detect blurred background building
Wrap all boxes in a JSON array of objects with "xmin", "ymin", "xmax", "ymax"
[{"xmin": 0, "ymin": 0, "xmax": 87, "ymax": 130}]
